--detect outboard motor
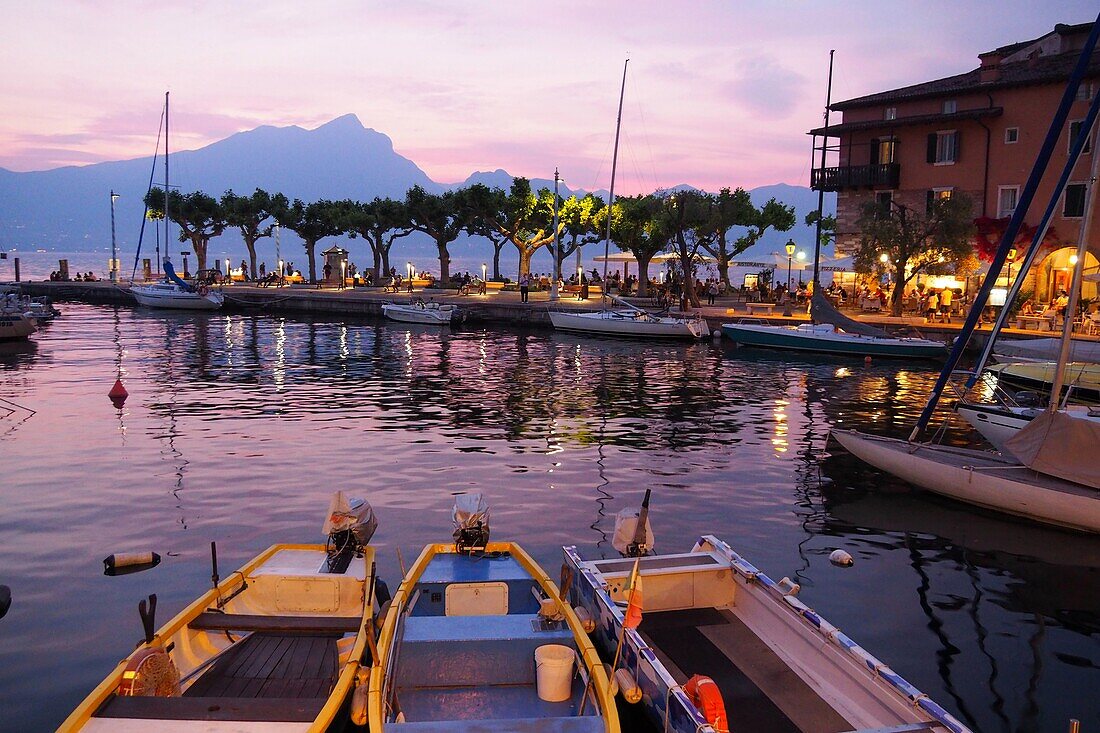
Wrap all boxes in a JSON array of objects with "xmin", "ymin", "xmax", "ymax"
[
  {"xmin": 322, "ymin": 491, "xmax": 377, "ymax": 573},
  {"xmin": 452, "ymin": 493, "xmax": 490, "ymax": 553},
  {"xmin": 612, "ymin": 489, "xmax": 655, "ymax": 558}
]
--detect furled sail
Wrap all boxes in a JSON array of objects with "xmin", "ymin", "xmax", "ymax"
[
  {"xmin": 810, "ymin": 290, "xmax": 889, "ymax": 338},
  {"xmin": 1004, "ymin": 410, "xmax": 1100, "ymax": 489}
]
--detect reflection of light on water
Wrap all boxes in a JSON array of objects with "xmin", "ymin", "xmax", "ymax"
[
  {"xmin": 339, "ymin": 325, "xmax": 348, "ymax": 361},
  {"xmin": 773, "ymin": 398, "xmax": 789, "ymax": 452},
  {"xmin": 273, "ymin": 319, "xmax": 286, "ymax": 391},
  {"xmin": 835, "ymin": 367, "xmax": 851, "ymax": 378},
  {"xmin": 223, "ymin": 316, "xmax": 235, "ymax": 368},
  {"xmin": 479, "ymin": 337, "xmax": 487, "ymax": 375}
]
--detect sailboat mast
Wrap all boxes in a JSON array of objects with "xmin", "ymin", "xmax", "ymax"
[
  {"xmin": 811, "ymin": 50, "xmax": 835, "ymax": 288},
  {"xmin": 164, "ymin": 91, "xmax": 170, "ymax": 270},
  {"xmin": 602, "ymin": 58, "xmax": 629, "ymax": 289},
  {"xmin": 1048, "ymin": 117, "xmax": 1100, "ymax": 410}
]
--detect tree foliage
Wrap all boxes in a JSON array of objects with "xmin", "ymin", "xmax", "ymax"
[
  {"xmin": 276, "ymin": 198, "xmax": 343, "ymax": 283},
  {"xmin": 222, "ymin": 188, "xmax": 275, "ymax": 278},
  {"xmin": 610, "ymin": 194, "xmax": 668, "ymax": 298},
  {"xmin": 145, "ymin": 187, "xmax": 227, "ymax": 272}
]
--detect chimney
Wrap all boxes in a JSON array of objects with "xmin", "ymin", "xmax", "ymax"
[{"xmin": 979, "ymin": 51, "xmax": 1002, "ymax": 83}]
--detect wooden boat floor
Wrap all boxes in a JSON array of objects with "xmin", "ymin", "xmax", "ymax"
[
  {"xmin": 640, "ymin": 608, "xmax": 852, "ymax": 733},
  {"xmin": 184, "ymin": 632, "xmax": 339, "ymax": 699},
  {"xmin": 397, "ymin": 677, "xmax": 589, "ymax": 722}
]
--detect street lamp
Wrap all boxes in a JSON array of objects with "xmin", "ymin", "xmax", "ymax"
[
  {"xmin": 785, "ymin": 240, "xmax": 796, "ymax": 291},
  {"xmin": 341, "ymin": 260, "xmax": 347, "ymax": 290},
  {"xmin": 481, "ymin": 262, "xmax": 487, "ymax": 284},
  {"xmin": 109, "ymin": 191, "xmax": 120, "ymax": 283},
  {"xmin": 407, "ymin": 262, "xmax": 413, "ymax": 286},
  {"xmin": 550, "ymin": 168, "xmax": 562, "ymax": 301},
  {"xmin": 1006, "ymin": 247, "xmax": 1017, "ymax": 286},
  {"xmin": 181, "ymin": 251, "xmax": 191, "ymax": 278},
  {"xmin": 226, "ymin": 258, "xmax": 231, "ymax": 282}
]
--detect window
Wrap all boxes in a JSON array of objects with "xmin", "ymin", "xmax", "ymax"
[
  {"xmin": 998, "ymin": 186, "xmax": 1020, "ymax": 218},
  {"xmin": 1064, "ymin": 183, "xmax": 1087, "ymax": 217},
  {"xmin": 875, "ymin": 191, "xmax": 893, "ymax": 217},
  {"xmin": 1069, "ymin": 119, "xmax": 1093, "ymax": 154},
  {"xmin": 871, "ymin": 137, "xmax": 897, "ymax": 165},
  {"xmin": 884, "ymin": 106, "xmax": 897, "ymax": 120},
  {"xmin": 926, "ymin": 188, "xmax": 954, "ymax": 214},
  {"xmin": 927, "ymin": 130, "xmax": 959, "ymax": 164},
  {"xmin": 942, "ymin": 99, "xmax": 957, "ymax": 114},
  {"xmin": 1077, "ymin": 83, "xmax": 1092, "ymax": 102},
  {"xmin": 1005, "ymin": 127, "xmax": 1019, "ymax": 144}
]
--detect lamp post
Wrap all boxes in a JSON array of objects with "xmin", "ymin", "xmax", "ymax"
[
  {"xmin": 481, "ymin": 262, "xmax": 487, "ymax": 284},
  {"xmin": 407, "ymin": 262, "xmax": 413, "ymax": 287},
  {"xmin": 341, "ymin": 260, "xmax": 347, "ymax": 290},
  {"xmin": 226, "ymin": 258, "xmax": 231, "ymax": 283},
  {"xmin": 785, "ymin": 240, "xmax": 796, "ymax": 291},
  {"xmin": 109, "ymin": 191, "xmax": 120, "ymax": 282},
  {"xmin": 1006, "ymin": 247, "xmax": 1017, "ymax": 287},
  {"xmin": 550, "ymin": 168, "xmax": 561, "ymax": 301},
  {"xmin": 274, "ymin": 222, "xmax": 281, "ymax": 279},
  {"xmin": 181, "ymin": 251, "xmax": 190, "ymax": 278}
]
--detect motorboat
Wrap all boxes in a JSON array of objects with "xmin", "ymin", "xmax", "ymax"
[
  {"xmin": 993, "ymin": 336, "xmax": 1100, "ymax": 364},
  {"xmin": 984, "ymin": 360, "xmax": 1100, "ymax": 403},
  {"xmin": 23, "ymin": 296, "xmax": 61, "ymax": 323},
  {"xmin": 58, "ymin": 493, "xmax": 381, "ymax": 732},
  {"xmin": 563, "ymin": 528, "xmax": 971, "ymax": 732},
  {"xmin": 722, "ymin": 319, "xmax": 945, "ymax": 358},
  {"xmin": 381, "ymin": 299, "xmax": 455, "ymax": 325},
  {"xmin": 368, "ymin": 494, "xmax": 619, "ymax": 732},
  {"xmin": 0, "ymin": 304, "xmax": 36, "ymax": 341},
  {"xmin": 956, "ymin": 399, "xmax": 1100, "ymax": 455}
]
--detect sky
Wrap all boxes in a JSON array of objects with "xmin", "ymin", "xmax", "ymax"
[{"xmin": 1, "ymin": 2, "xmax": 1097, "ymax": 194}]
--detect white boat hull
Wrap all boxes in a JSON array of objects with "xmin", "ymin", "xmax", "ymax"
[
  {"xmin": 549, "ymin": 309, "xmax": 707, "ymax": 339},
  {"xmin": 0, "ymin": 311, "xmax": 36, "ymax": 341},
  {"xmin": 381, "ymin": 302, "xmax": 455, "ymax": 324},
  {"xmin": 131, "ymin": 285, "xmax": 224, "ymax": 311},
  {"xmin": 831, "ymin": 429, "xmax": 1100, "ymax": 533}
]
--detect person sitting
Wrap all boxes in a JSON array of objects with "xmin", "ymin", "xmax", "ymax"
[{"xmin": 1020, "ymin": 298, "xmax": 1036, "ymax": 316}]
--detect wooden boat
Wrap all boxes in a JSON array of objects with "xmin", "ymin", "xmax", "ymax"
[
  {"xmin": 985, "ymin": 360, "xmax": 1100, "ymax": 403},
  {"xmin": 563, "ymin": 535, "xmax": 971, "ymax": 733},
  {"xmin": 368, "ymin": 495, "xmax": 619, "ymax": 731},
  {"xmin": 59, "ymin": 494, "xmax": 380, "ymax": 732},
  {"xmin": 721, "ymin": 320, "xmax": 944, "ymax": 359},
  {"xmin": 831, "ymin": 429, "xmax": 1100, "ymax": 533},
  {"xmin": 549, "ymin": 306, "xmax": 708, "ymax": 340},
  {"xmin": 382, "ymin": 300, "xmax": 455, "ymax": 325}
]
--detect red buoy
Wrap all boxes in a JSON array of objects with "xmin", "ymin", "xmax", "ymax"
[{"xmin": 109, "ymin": 379, "xmax": 128, "ymax": 407}]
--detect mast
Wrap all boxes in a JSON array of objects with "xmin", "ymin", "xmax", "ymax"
[
  {"xmin": 602, "ymin": 58, "xmax": 629, "ymax": 290},
  {"xmin": 1049, "ymin": 116, "xmax": 1100, "ymax": 410},
  {"xmin": 811, "ymin": 50, "xmax": 835, "ymax": 289},
  {"xmin": 164, "ymin": 91, "xmax": 170, "ymax": 273}
]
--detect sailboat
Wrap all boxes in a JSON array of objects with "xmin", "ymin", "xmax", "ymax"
[
  {"xmin": 130, "ymin": 93, "xmax": 224, "ymax": 311},
  {"xmin": 832, "ymin": 22, "xmax": 1100, "ymax": 533},
  {"xmin": 722, "ymin": 52, "xmax": 946, "ymax": 359},
  {"xmin": 547, "ymin": 60, "xmax": 707, "ymax": 341}
]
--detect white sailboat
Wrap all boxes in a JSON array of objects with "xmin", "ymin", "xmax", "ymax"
[
  {"xmin": 547, "ymin": 60, "xmax": 707, "ymax": 342},
  {"xmin": 130, "ymin": 93, "xmax": 224, "ymax": 312},
  {"xmin": 832, "ymin": 34, "xmax": 1100, "ymax": 533},
  {"xmin": 380, "ymin": 299, "xmax": 455, "ymax": 324},
  {"xmin": 722, "ymin": 52, "xmax": 945, "ymax": 359}
]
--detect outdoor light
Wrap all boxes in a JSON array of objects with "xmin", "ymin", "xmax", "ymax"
[
  {"xmin": 1006, "ymin": 248, "xmax": 1017, "ymax": 284},
  {"xmin": 1070, "ymin": 254, "xmax": 1080, "ymax": 266},
  {"xmin": 796, "ymin": 251, "xmax": 806, "ymax": 261},
  {"xmin": 785, "ymin": 240, "xmax": 796, "ymax": 290},
  {"xmin": 481, "ymin": 262, "xmax": 487, "ymax": 281},
  {"xmin": 226, "ymin": 258, "xmax": 231, "ymax": 279},
  {"xmin": 109, "ymin": 191, "xmax": 120, "ymax": 283},
  {"xmin": 879, "ymin": 253, "xmax": 890, "ymax": 264},
  {"xmin": 341, "ymin": 260, "xmax": 347, "ymax": 290}
]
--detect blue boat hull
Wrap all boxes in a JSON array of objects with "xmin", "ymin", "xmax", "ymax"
[{"xmin": 722, "ymin": 323, "xmax": 945, "ymax": 359}]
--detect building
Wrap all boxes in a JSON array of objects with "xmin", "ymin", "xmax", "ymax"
[{"xmin": 811, "ymin": 22, "xmax": 1100, "ymax": 303}]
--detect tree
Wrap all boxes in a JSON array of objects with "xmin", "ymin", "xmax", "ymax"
[
  {"xmin": 460, "ymin": 184, "xmax": 510, "ymax": 280},
  {"xmin": 659, "ymin": 190, "xmax": 715, "ymax": 310},
  {"xmin": 698, "ymin": 189, "xmax": 796, "ymax": 286},
  {"xmin": 556, "ymin": 194, "xmax": 606, "ymax": 277},
  {"xmin": 221, "ymin": 188, "xmax": 275, "ymax": 279},
  {"xmin": 343, "ymin": 197, "xmax": 413, "ymax": 280},
  {"xmin": 610, "ymin": 194, "xmax": 667, "ymax": 298},
  {"xmin": 854, "ymin": 195, "xmax": 975, "ymax": 316},
  {"xmin": 276, "ymin": 199, "xmax": 343, "ymax": 283},
  {"xmin": 404, "ymin": 186, "xmax": 466, "ymax": 284},
  {"xmin": 145, "ymin": 188, "xmax": 226, "ymax": 272},
  {"xmin": 480, "ymin": 178, "xmax": 556, "ymax": 278}
]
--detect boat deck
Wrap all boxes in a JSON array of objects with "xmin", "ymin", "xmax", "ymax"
[{"xmin": 640, "ymin": 608, "xmax": 852, "ymax": 733}]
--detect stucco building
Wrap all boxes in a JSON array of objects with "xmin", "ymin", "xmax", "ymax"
[{"xmin": 811, "ymin": 22, "xmax": 1100, "ymax": 302}]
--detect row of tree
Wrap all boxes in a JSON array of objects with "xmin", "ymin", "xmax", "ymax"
[{"xmin": 144, "ymin": 182, "xmax": 798, "ymax": 305}]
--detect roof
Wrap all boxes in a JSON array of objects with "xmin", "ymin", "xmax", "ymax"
[
  {"xmin": 833, "ymin": 23, "xmax": 1099, "ymax": 111},
  {"xmin": 808, "ymin": 107, "xmax": 1003, "ymax": 136}
]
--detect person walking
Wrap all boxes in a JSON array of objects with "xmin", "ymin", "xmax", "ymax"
[
  {"xmin": 519, "ymin": 273, "xmax": 530, "ymax": 303},
  {"xmin": 939, "ymin": 287, "xmax": 953, "ymax": 324},
  {"xmin": 240, "ymin": 260, "xmax": 249, "ymax": 281},
  {"xmin": 707, "ymin": 279, "xmax": 718, "ymax": 306}
]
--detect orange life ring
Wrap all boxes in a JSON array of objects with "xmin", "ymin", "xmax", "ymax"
[{"xmin": 684, "ymin": 674, "xmax": 728, "ymax": 733}]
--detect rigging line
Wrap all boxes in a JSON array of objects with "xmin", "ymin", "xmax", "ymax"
[
  {"xmin": 627, "ymin": 71, "xmax": 661, "ymax": 193},
  {"xmin": 130, "ymin": 102, "xmax": 167, "ymax": 283}
]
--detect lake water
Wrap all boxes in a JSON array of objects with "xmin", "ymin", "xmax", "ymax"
[{"xmin": 1, "ymin": 304, "xmax": 1098, "ymax": 732}]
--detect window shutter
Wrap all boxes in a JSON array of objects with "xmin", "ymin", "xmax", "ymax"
[
  {"xmin": 954, "ymin": 131, "xmax": 961, "ymax": 162},
  {"xmin": 926, "ymin": 190, "xmax": 935, "ymax": 215},
  {"xmin": 870, "ymin": 139, "xmax": 880, "ymax": 166},
  {"xmin": 927, "ymin": 133, "xmax": 937, "ymax": 163}
]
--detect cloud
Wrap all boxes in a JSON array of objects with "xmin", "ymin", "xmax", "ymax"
[{"xmin": 721, "ymin": 56, "xmax": 808, "ymax": 119}]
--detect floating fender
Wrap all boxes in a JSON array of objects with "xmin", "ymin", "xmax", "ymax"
[
  {"xmin": 829, "ymin": 549, "xmax": 854, "ymax": 567},
  {"xmin": 349, "ymin": 668, "xmax": 370, "ymax": 726},
  {"xmin": 712, "ymin": 329, "xmax": 722, "ymax": 339},
  {"xmin": 104, "ymin": 552, "xmax": 161, "ymax": 570},
  {"xmin": 0, "ymin": 584, "xmax": 10, "ymax": 620},
  {"xmin": 684, "ymin": 674, "xmax": 729, "ymax": 733},
  {"xmin": 573, "ymin": 605, "xmax": 595, "ymax": 633},
  {"xmin": 614, "ymin": 668, "xmax": 642, "ymax": 704}
]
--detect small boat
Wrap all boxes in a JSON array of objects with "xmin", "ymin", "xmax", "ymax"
[
  {"xmin": 831, "ymin": 429, "xmax": 1100, "ymax": 533},
  {"xmin": 131, "ymin": 280, "xmax": 225, "ymax": 311},
  {"xmin": 564, "ymin": 527, "xmax": 971, "ymax": 732},
  {"xmin": 59, "ymin": 493, "xmax": 382, "ymax": 732},
  {"xmin": 381, "ymin": 299, "xmax": 455, "ymax": 325},
  {"xmin": 22, "ymin": 296, "xmax": 60, "ymax": 323},
  {"xmin": 549, "ymin": 294, "xmax": 708, "ymax": 340},
  {"xmin": 0, "ymin": 305, "xmax": 36, "ymax": 341},
  {"xmin": 956, "ymin": 399, "xmax": 1100, "ymax": 455},
  {"xmin": 368, "ymin": 494, "xmax": 619, "ymax": 732},
  {"xmin": 721, "ymin": 318, "xmax": 945, "ymax": 358},
  {"xmin": 994, "ymin": 336, "xmax": 1100, "ymax": 364},
  {"xmin": 985, "ymin": 360, "xmax": 1100, "ymax": 403}
]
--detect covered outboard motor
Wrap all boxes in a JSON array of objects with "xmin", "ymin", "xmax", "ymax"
[
  {"xmin": 612, "ymin": 489, "xmax": 655, "ymax": 558},
  {"xmin": 452, "ymin": 493, "xmax": 490, "ymax": 553},
  {"xmin": 323, "ymin": 491, "xmax": 377, "ymax": 573}
]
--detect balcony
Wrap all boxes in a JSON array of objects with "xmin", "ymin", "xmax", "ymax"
[{"xmin": 811, "ymin": 163, "xmax": 900, "ymax": 191}]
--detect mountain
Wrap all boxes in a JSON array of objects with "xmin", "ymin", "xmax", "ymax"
[{"xmin": 0, "ymin": 114, "xmax": 834, "ymax": 270}]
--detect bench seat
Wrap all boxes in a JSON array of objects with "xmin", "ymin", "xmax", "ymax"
[{"xmin": 189, "ymin": 612, "xmax": 362, "ymax": 634}]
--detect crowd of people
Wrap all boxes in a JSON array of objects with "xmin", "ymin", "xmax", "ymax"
[{"xmin": 48, "ymin": 271, "xmax": 97, "ymax": 281}]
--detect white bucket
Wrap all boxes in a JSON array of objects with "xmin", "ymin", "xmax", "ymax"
[{"xmin": 534, "ymin": 644, "xmax": 575, "ymax": 702}]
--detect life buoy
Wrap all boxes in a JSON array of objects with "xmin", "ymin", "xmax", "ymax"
[
  {"xmin": 684, "ymin": 674, "xmax": 728, "ymax": 733},
  {"xmin": 197, "ymin": 285, "xmax": 209, "ymax": 297}
]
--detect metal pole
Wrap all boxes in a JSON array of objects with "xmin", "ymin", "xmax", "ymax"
[
  {"xmin": 110, "ymin": 190, "xmax": 119, "ymax": 283},
  {"xmin": 551, "ymin": 168, "xmax": 561, "ymax": 301},
  {"xmin": 602, "ymin": 58, "xmax": 629, "ymax": 293},
  {"xmin": 811, "ymin": 50, "xmax": 835, "ymax": 288},
  {"xmin": 787, "ymin": 254, "xmax": 792, "ymax": 291}
]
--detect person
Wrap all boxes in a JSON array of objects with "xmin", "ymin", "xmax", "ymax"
[
  {"xmin": 519, "ymin": 273, "xmax": 530, "ymax": 303},
  {"xmin": 925, "ymin": 290, "xmax": 939, "ymax": 322},
  {"xmin": 707, "ymin": 279, "xmax": 718, "ymax": 305},
  {"xmin": 1054, "ymin": 289, "xmax": 1070, "ymax": 314},
  {"xmin": 259, "ymin": 262, "xmax": 266, "ymax": 279},
  {"xmin": 1020, "ymin": 298, "xmax": 1036, "ymax": 315},
  {"xmin": 323, "ymin": 262, "xmax": 332, "ymax": 282},
  {"xmin": 240, "ymin": 260, "xmax": 249, "ymax": 281},
  {"xmin": 939, "ymin": 287, "xmax": 953, "ymax": 323}
]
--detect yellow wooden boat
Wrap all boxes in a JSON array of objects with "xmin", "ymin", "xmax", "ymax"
[
  {"xmin": 368, "ymin": 497, "xmax": 618, "ymax": 732},
  {"xmin": 60, "ymin": 494, "xmax": 381, "ymax": 732}
]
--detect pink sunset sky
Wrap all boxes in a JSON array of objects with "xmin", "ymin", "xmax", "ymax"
[{"xmin": 2, "ymin": 2, "xmax": 1096, "ymax": 194}]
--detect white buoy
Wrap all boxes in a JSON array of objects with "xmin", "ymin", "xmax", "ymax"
[
  {"xmin": 829, "ymin": 549, "xmax": 854, "ymax": 567},
  {"xmin": 103, "ymin": 552, "xmax": 160, "ymax": 570},
  {"xmin": 614, "ymin": 668, "xmax": 642, "ymax": 703},
  {"xmin": 574, "ymin": 605, "xmax": 596, "ymax": 633}
]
